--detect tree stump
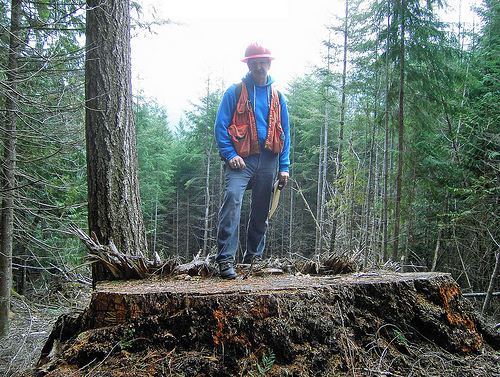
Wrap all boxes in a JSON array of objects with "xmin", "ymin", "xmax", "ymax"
[{"xmin": 31, "ymin": 272, "xmax": 500, "ymax": 376}]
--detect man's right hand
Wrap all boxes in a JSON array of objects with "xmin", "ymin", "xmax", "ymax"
[{"xmin": 229, "ymin": 156, "xmax": 246, "ymax": 170}]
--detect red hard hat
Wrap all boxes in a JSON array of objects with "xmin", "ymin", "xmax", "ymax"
[{"xmin": 242, "ymin": 43, "xmax": 275, "ymax": 62}]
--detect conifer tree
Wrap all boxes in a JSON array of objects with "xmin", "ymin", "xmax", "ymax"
[
  {"xmin": 1, "ymin": 0, "xmax": 86, "ymax": 334},
  {"xmin": 86, "ymin": 0, "xmax": 147, "ymax": 281}
]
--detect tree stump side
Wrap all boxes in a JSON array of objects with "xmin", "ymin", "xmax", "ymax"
[{"xmin": 32, "ymin": 272, "xmax": 500, "ymax": 377}]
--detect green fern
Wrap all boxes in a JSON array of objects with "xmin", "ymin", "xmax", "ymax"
[
  {"xmin": 120, "ymin": 328, "xmax": 136, "ymax": 350},
  {"xmin": 249, "ymin": 349, "xmax": 275, "ymax": 376},
  {"xmin": 393, "ymin": 329, "xmax": 408, "ymax": 347}
]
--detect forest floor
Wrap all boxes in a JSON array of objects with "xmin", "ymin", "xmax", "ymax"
[{"xmin": 0, "ymin": 280, "xmax": 92, "ymax": 377}]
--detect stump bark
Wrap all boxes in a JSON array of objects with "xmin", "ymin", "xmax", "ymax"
[{"xmin": 30, "ymin": 272, "xmax": 500, "ymax": 376}]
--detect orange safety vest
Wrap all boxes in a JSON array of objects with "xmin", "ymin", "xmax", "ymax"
[{"xmin": 227, "ymin": 82, "xmax": 284, "ymax": 158}]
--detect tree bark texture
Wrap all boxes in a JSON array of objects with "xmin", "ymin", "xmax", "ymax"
[
  {"xmin": 85, "ymin": 0, "xmax": 147, "ymax": 267},
  {"xmin": 0, "ymin": 0, "xmax": 22, "ymax": 336},
  {"xmin": 32, "ymin": 272, "xmax": 500, "ymax": 376}
]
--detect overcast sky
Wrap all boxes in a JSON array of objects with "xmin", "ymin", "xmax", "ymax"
[{"xmin": 130, "ymin": 0, "xmax": 480, "ymax": 127}]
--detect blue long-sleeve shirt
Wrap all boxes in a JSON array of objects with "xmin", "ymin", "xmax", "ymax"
[{"xmin": 214, "ymin": 72, "xmax": 290, "ymax": 172}]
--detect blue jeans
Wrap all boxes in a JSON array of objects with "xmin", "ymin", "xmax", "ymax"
[{"xmin": 216, "ymin": 149, "xmax": 278, "ymax": 264}]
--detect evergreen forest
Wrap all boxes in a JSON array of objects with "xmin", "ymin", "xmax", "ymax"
[{"xmin": 1, "ymin": 0, "xmax": 500, "ymax": 334}]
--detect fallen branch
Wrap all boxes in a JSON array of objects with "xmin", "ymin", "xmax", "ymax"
[{"xmin": 463, "ymin": 292, "xmax": 500, "ymax": 298}]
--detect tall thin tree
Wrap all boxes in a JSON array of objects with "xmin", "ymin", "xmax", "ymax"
[
  {"xmin": 329, "ymin": 0, "xmax": 349, "ymax": 255},
  {"xmin": 382, "ymin": 0, "xmax": 391, "ymax": 262},
  {"xmin": 0, "ymin": 0, "xmax": 21, "ymax": 336},
  {"xmin": 202, "ymin": 79, "xmax": 212, "ymax": 255},
  {"xmin": 317, "ymin": 37, "xmax": 331, "ymax": 254},
  {"xmin": 392, "ymin": 0, "xmax": 405, "ymax": 261}
]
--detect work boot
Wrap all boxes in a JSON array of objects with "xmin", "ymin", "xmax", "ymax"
[{"xmin": 219, "ymin": 262, "xmax": 237, "ymax": 279}]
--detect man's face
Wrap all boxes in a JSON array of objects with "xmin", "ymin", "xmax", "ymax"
[{"xmin": 247, "ymin": 58, "xmax": 271, "ymax": 84}]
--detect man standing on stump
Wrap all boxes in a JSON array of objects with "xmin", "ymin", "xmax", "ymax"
[{"xmin": 214, "ymin": 43, "xmax": 291, "ymax": 279}]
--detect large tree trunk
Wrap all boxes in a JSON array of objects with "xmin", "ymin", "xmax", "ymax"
[
  {"xmin": 85, "ymin": 0, "xmax": 147, "ymax": 283},
  {"xmin": 0, "ymin": 0, "xmax": 22, "ymax": 336}
]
